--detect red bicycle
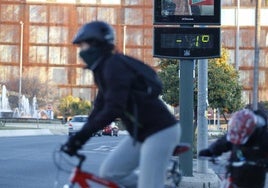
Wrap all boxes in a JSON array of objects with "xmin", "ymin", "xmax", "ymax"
[{"xmin": 54, "ymin": 143, "xmax": 190, "ymax": 188}]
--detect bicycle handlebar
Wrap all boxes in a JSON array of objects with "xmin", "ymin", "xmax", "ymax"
[
  {"xmin": 198, "ymin": 156, "xmax": 223, "ymax": 164},
  {"xmin": 199, "ymin": 155, "xmax": 268, "ymax": 168},
  {"xmin": 59, "ymin": 145, "xmax": 86, "ymax": 168}
]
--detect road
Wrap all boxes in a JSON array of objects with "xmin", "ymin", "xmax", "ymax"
[
  {"xmin": 3, "ymin": 134, "xmax": 266, "ymax": 188},
  {"xmin": 0, "ymin": 135, "xmax": 123, "ymax": 188}
]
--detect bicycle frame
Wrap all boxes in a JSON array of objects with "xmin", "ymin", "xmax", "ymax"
[
  {"xmin": 63, "ymin": 152, "xmax": 119, "ymax": 188},
  {"xmin": 68, "ymin": 167, "xmax": 119, "ymax": 188},
  {"xmin": 63, "ymin": 143, "xmax": 190, "ymax": 188}
]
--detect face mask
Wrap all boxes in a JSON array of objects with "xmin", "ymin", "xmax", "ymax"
[{"xmin": 79, "ymin": 47, "xmax": 102, "ymax": 70}]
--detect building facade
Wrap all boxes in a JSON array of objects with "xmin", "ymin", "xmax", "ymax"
[
  {"xmin": 0, "ymin": 0, "xmax": 267, "ymax": 105},
  {"xmin": 222, "ymin": 0, "xmax": 268, "ymax": 103}
]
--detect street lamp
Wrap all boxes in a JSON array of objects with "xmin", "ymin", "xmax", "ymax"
[{"xmin": 19, "ymin": 21, "xmax": 24, "ymax": 112}]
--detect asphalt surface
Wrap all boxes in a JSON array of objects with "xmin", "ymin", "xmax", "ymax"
[{"xmin": 2, "ymin": 123, "xmax": 268, "ymax": 187}]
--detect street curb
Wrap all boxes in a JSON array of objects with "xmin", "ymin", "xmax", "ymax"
[
  {"xmin": 0, "ymin": 129, "xmax": 53, "ymax": 137},
  {"xmin": 180, "ymin": 168, "xmax": 221, "ymax": 188}
]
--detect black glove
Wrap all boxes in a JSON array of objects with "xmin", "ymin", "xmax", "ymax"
[
  {"xmin": 198, "ymin": 149, "xmax": 213, "ymax": 157},
  {"xmin": 61, "ymin": 136, "xmax": 82, "ymax": 156}
]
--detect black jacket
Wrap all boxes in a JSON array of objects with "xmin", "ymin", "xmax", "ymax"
[
  {"xmin": 73, "ymin": 53, "xmax": 178, "ymax": 144},
  {"xmin": 208, "ymin": 126, "xmax": 268, "ymax": 188}
]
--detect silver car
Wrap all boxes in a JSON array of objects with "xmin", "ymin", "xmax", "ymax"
[
  {"xmin": 68, "ymin": 115, "xmax": 88, "ymax": 136},
  {"xmin": 68, "ymin": 115, "xmax": 102, "ymax": 137}
]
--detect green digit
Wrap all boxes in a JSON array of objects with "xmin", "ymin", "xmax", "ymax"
[
  {"xmin": 195, "ymin": 36, "xmax": 199, "ymax": 47},
  {"xmin": 202, "ymin": 35, "xmax": 209, "ymax": 43}
]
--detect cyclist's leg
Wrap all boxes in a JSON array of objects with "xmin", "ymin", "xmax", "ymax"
[
  {"xmin": 138, "ymin": 123, "xmax": 181, "ymax": 188},
  {"xmin": 99, "ymin": 136, "xmax": 141, "ymax": 188}
]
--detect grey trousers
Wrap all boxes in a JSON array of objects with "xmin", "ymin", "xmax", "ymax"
[{"xmin": 99, "ymin": 123, "xmax": 181, "ymax": 188}]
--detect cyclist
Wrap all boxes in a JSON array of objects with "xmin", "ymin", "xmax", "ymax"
[
  {"xmin": 199, "ymin": 108, "xmax": 268, "ymax": 188},
  {"xmin": 61, "ymin": 20, "xmax": 181, "ymax": 188}
]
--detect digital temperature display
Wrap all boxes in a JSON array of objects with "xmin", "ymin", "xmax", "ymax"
[
  {"xmin": 161, "ymin": 34, "xmax": 214, "ymax": 49},
  {"xmin": 153, "ymin": 27, "xmax": 220, "ymax": 59}
]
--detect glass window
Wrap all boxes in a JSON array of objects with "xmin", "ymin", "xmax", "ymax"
[
  {"xmin": 0, "ymin": 45, "xmax": 19, "ymax": 62},
  {"xmin": 29, "ymin": 5, "xmax": 47, "ymax": 23},
  {"xmin": 259, "ymin": 70, "xmax": 265, "ymax": 85},
  {"xmin": 71, "ymin": 116, "xmax": 87, "ymax": 122},
  {"xmin": 240, "ymin": 0, "xmax": 256, "ymax": 6},
  {"xmin": 55, "ymin": 0, "xmax": 76, "ymax": 3},
  {"xmin": 260, "ymin": 51, "xmax": 268, "ymax": 67},
  {"xmin": 49, "ymin": 6, "xmax": 69, "ymax": 24},
  {"xmin": 144, "ymin": 28, "xmax": 152, "ymax": 46},
  {"xmin": 0, "ymin": 24, "xmax": 20, "ymax": 43},
  {"xmin": 72, "ymin": 88, "xmax": 91, "ymax": 101},
  {"xmin": 29, "ymin": 26, "xmax": 48, "ymax": 43},
  {"xmin": 100, "ymin": 0, "xmax": 120, "ymax": 4},
  {"xmin": 221, "ymin": 0, "xmax": 236, "ymax": 6},
  {"xmin": 124, "ymin": 0, "xmax": 143, "ymax": 5},
  {"xmin": 26, "ymin": 67, "xmax": 47, "ymax": 82},
  {"xmin": 49, "ymin": 26, "xmax": 68, "ymax": 44},
  {"xmin": 0, "ymin": 66, "xmax": 18, "ymax": 82},
  {"xmin": 0, "ymin": 4, "xmax": 21, "ymax": 21},
  {"xmin": 49, "ymin": 47, "xmax": 68, "ymax": 64},
  {"xmin": 124, "ymin": 8, "xmax": 143, "ymax": 25},
  {"xmin": 79, "ymin": 0, "xmax": 97, "ymax": 4},
  {"xmin": 29, "ymin": 46, "xmax": 48, "ymax": 63},
  {"xmin": 125, "ymin": 48, "xmax": 143, "ymax": 59},
  {"xmin": 221, "ymin": 0, "xmax": 265, "ymax": 6},
  {"xmin": 27, "ymin": 0, "xmax": 47, "ymax": 2},
  {"xmin": 222, "ymin": 29, "xmax": 235, "ymax": 47},
  {"xmin": 125, "ymin": 28, "xmax": 143, "ymax": 46},
  {"xmin": 266, "ymin": 53, "xmax": 268, "ymax": 67},
  {"xmin": 227, "ymin": 49, "xmax": 235, "ymax": 65},
  {"xmin": 50, "ymin": 68, "xmax": 68, "ymax": 84},
  {"xmin": 76, "ymin": 68, "xmax": 94, "ymax": 85},
  {"xmin": 241, "ymin": 91, "xmax": 250, "ymax": 105},
  {"xmin": 97, "ymin": 8, "xmax": 118, "ymax": 24},
  {"xmin": 77, "ymin": 7, "xmax": 97, "ymax": 24},
  {"xmin": 239, "ymin": 50, "xmax": 254, "ymax": 67},
  {"xmin": 239, "ymin": 70, "xmax": 253, "ymax": 87},
  {"xmin": 240, "ymin": 29, "xmax": 254, "ymax": 48},
  {"xmin": 262, "ymin": 29, "xmax": 268, "ymax": 47}
]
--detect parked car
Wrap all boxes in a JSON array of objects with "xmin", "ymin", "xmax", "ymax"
[
  {"xmin": 68, "ymin": 115, "xmax": 88, "ymax": 136},
  {"xmin": 68, "ymin": 115, "xmax": 103, "ymax": 137},
  {"xmin": 102, "ymin": 122, "xmax": 119, "ymax": 136}
]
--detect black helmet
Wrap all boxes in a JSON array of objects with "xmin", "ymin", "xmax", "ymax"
[{"xmin": 72, "ymin": 21, "xmax": 115, "ymax": 45}]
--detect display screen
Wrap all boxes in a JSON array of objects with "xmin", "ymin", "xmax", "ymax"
[
  {"xmin": 161, "ymin": 33, "xmax": 214, "ymax": 49},
  {"xmin": 153, "ymin": 27, "xmax": 220, "ymax": 59},
  {"xmin": 154, "ymin": 0, "xmax": 221, "ymax": 25}
]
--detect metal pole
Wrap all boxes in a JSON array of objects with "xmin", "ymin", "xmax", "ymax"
[
  {"xmin": 197, "ymin": 59, "xmax": 208, "ymax": 173},
  {"xmin": 19, "ymin": 21, "xmax": 24, "ymax": 112},
  {"xmin": 253, "ymin": 0, "xmax": 261, "ymax": 110},
  {"xmin": 123, "ymin": 25, "xmax": 126, "ymax": 55},
  {"xmin": 235, "ymin": 0, "xmax": 240, "ymax": 70},
  {"xmin": 179, "ymin": 60, "xmax": 194, "ymax": 176}
]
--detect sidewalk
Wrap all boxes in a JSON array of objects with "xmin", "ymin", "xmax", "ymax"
[
  {"xmin": 0, "ymin": 122, "xmax": 68, "ymax": 137},
  {"xmin": 180, "ymin": 167, "xmax": 221, "ymax": 188},
  {"xmin": 177, "ymin": 158, "xmax": 221, "ymax": 188}
]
